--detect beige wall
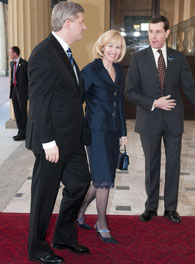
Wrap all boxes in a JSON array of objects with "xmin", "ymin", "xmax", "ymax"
[
  {"xmin": 7, "ymin": 0, "xmax": 194, "ymax": 66},
  {"xmin": 160, "ymin": 0, "xmax": 194, "ymax": 26},
  {"xmin": 70, "ymin": 0, "xmax": 110, "ymax": 69},
  {"xmin": 6, "ymin": 0, "xmax": 193, "ymax": 124}
]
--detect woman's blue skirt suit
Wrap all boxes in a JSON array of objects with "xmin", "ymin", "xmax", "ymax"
[{"xmin": 81, "ymin": 59, "xmax": 127, "ymax": 188}]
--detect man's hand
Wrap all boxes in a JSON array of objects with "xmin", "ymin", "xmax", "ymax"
[
  {"xmin": 44, "ymin": 145, "xmax": 59, "ymax": 163},
  {"xmin": 154, "ymin": 95, "xmax": 176, "ymax": 110}
]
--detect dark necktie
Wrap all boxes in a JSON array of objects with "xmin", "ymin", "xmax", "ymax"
[
  {"xmin": 13, "ymin": 61, "xmax": 17, "ymax": 87},
  {"xmin": 157, "ymin": 49, "xmax": 166, "ymax": 94},
  {"xmin": 67, "ymin": 48, "xmax": 74, "ymax": 66}
]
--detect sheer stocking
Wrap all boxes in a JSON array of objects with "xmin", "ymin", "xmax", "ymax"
[
  {"xmin": 78, "ymin": 184, "xmax": 111, "ymax": 238},
  {"xmin": 77, "ymin": 183, "xmax": 96, "ymax": 223},
  {"xmin": 96, "ymin": 188, "xmax": 111, "ymax": 238}
]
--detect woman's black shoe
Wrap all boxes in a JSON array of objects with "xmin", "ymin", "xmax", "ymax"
[
  {"xmin": 77, "ymin": 216, "xmax": 92, "ymax": 230},
  {"xmin": 94, "ymin": 224, "xmax": 118, "ymax": 244}
]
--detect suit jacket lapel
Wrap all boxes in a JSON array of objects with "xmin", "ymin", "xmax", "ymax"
[
  {"xmin": 74, "ymin": 61, "xmax": 82, "ymax": 97},
  {"xmin": 96, "ymin": 59, "xmax": 117, "ymax": 87},
  {"xmin": 165, "ymin": 47, "xmax": 174, "ymax": 87},
  {"xmin": 144, "ymin": 47, "xmax": 160, "ymax": 84},
  {"xmin": 113, "ymin": 63, "xmax": 120, "ymax": 85},
  {"xmin": 16, "ymin": 58, "xmax": 22, "ymax": 73},
  {"xmin": 48, "ymin": 34, "xmax": 80, "ymax": 91},
  {"xmin": 10, "ymin": 61, "xmax": 14, "ymax": 82}
]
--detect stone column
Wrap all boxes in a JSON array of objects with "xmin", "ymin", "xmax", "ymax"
[
  {"xmin": 0, "ymin": 2, "xmax": 6, "ymax": 76},
  {"xmin": 183, "ymin": 0, "xmax": 191, "ymax": 20},
  {"xmin": 173, "ymin": 0, "xmax": 180, "ymax": 25},
  {"xmin": 7, "ymin": 0, "xmax": 51, "ymax": 128}
]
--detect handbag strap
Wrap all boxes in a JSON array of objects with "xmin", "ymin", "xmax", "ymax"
[{"xmin": 124, "ymin": 144, "xmax": 127, "ymax": 154}]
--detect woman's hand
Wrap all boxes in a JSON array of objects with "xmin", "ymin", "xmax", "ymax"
[{"xmin": 120, "ymin": 136, "xmax": 127, "ymax": 148}]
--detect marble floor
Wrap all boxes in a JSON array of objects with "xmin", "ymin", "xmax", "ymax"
[
  {"xmin": 0, "ymin": 77, "xmax": 195, "ymax": 217},
  {"xmin": 0, "ymin": 120, "xmax": 195, "ymax": 216}
]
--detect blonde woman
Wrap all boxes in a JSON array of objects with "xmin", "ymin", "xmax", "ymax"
[{"xmin": 77, "ymin": 30, "xmax": 127, "ymax": 244}]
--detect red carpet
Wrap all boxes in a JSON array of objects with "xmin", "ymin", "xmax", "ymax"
[{"xmin": 0, "ymin": 213, "xmax": 195, "ymax": 264}]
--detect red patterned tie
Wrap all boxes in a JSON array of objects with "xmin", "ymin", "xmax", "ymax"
[
  {"xmin": 13, "ymin": 61, "xmax": 17, "ymax": 87},
  {"xmin": 157, "ymin": 49, "xmax": 166, "ymax": 95}
]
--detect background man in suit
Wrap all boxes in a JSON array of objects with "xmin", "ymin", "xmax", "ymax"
[
  {"xmin": 9, "ymin": 46, "xmax": 28, "ymax": 141},
  {"xmin": 125, "ymin": 15, "xmax": 195, "ymax": 223},
  {"xmin": 26, "ymin": 2, "xmax": 90, "ymax": 263}
]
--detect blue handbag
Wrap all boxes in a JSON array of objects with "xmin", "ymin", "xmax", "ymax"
[{"xmin": 117, "ymin": 145, "xmax": 129, "ymax": 171}]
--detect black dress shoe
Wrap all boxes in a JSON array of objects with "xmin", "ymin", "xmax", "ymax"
[
  {"xmin": 30, "ymin": 253, "xmax": 64, "ymax": 263},
  {"xmin": 164, "ymin": 211, "xmax": 181, "ymax": 223},
  {"xmin": 140, "ymin": 210, "xmax": 157, "ymax": 222},
  {"xmin": 13, "ymin": 130, "xmax": 20, "ymax": 139},
  {"xmin": 14, "ymin": 135, "xmax": 25, "ymax": 141},
  {"xmin": 52, "ymin": 243, "xmax": 89, "ymax": 254}
]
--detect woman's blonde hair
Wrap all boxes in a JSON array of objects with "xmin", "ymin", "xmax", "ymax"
[{"xmin": 93, "ymin": 30, "xmax": 126, "ymax": 63}]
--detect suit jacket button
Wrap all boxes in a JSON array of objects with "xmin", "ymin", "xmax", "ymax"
[
  {"xmin": 113, "ymin": 102, "xmax": 116, "ymax": 106},
  {"xmin": 112, "ymin": 113, "xmax": 115, "ymax": 116},
  {"xmin": 114, "ymin": 92, "xmax": 117, "ymax": 96}
]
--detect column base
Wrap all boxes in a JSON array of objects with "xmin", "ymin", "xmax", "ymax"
[{"xmin": 6, "ymin": 119, "xmax": 17, "ymax": 129}]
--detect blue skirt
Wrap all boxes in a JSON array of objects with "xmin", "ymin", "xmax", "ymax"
[{"xmin": 87, "ymin": 129, "xmax": 120, "ymax": 189}]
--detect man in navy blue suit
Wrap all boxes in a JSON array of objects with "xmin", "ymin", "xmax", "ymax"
[{"xmin": 125, "ymin": 15, "xmax": 195, "ymax": 223}]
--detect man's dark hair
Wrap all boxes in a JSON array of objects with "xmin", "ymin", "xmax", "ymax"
[
  {"xmin": 150, "ymin": 15, "xmax": 170, "ymax": 31},
  {"xmin": 12, "ymin": 46, "xmax": 20, "ymax": 56}
]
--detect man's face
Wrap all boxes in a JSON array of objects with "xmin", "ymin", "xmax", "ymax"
[
  {"xmin": 8, "ymin": 48, "xmax": 15, "ymax": 60},
  {"xmin": 148, "ymin": 22, "xmax": 170, "ymax": 49},
  {"xmin": 68, "ymin": 12, "xmax": 87, "ymax": 43}
]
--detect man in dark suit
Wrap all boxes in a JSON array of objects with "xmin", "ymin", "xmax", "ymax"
[
  {"xmin": 125, "ymin": 15, "xmax": 195, "ymax": 223},
  {"xmin": 26, "ymin": 2, "xmax": 91, "ymax": 263},
  {"xmin": 9, "ymin": 46, "xmax": 28, "ymax": 141}
]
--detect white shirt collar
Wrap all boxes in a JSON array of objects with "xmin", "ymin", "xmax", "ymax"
[
  {"xmin": 52, "ymin": 31, "xmax": 79, "ymax": 84},
  {"xmin": 152, "ymin": 44, "xmax": 167, "ymax": 56},
  {"xmin": 14, "ymin": 57, "xmax": 20, "ymax": 64},
  {"xmin": 151, "ymin": 44, "xmax": 167, "ymax": 67},
  {"xmin": 52, "ymin": 31, "xmax": 69, "ymax": 53}
]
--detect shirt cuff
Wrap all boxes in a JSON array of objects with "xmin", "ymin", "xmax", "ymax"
[
  {"xmin": 42, "ymin": 140, "xmax": 56, "ymax": 150},
  {"xmin": 151, "ymin": 100, "xmax": 156, "ymax": 111}
]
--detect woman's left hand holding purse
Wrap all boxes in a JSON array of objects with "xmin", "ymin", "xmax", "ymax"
[{"xmin": 120, "ymin": 136, "xmax": 127, "ymax": 148}]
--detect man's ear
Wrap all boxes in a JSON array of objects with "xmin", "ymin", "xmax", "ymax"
[
  {"xmin": 165, "ymin": 29, "xmax": 170, "ymax": 39},
  {"xmin": 63, "ymin": 19, "xmax": 71, "ymax": 30}
]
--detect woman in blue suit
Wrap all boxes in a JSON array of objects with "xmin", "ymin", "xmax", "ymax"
[{"xmin": 77, "ymin": 30, "xmax": 127, "ymax": 244}]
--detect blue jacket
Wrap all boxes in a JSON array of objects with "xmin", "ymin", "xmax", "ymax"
[{"xmin": 81, "ymin": 58, "xmax": 127, "ymax": 137}]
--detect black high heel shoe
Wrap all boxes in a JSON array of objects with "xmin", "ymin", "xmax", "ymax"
[
  {"xmin": 94, "ymin": 224, "xmax": 118, "ymax": 244},
  {"xmin": 77, "ymin": 216, "xmax": 92, "ymax": 230}
]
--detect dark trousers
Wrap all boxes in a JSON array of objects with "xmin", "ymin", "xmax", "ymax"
[
  {"xmin": 140, "ymin": 131, "xmax": 182, "ymax": 212},
  {"xmin": 12, "ymin": 89, "xmax": 27, "ymax": 135},
  {"xmin": 28, "ymin": 145, "xmax": 91, "ymax": 259}
]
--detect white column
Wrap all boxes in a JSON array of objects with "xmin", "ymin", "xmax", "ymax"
[{"xmin": 0, "ymin": 2, "xmax": 6, "ymax": 76}]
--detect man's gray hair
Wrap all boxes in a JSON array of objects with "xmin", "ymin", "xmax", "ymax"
[{"xmin": 51, "ymin": 1, "xmax": 84, "ymax": 32}]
